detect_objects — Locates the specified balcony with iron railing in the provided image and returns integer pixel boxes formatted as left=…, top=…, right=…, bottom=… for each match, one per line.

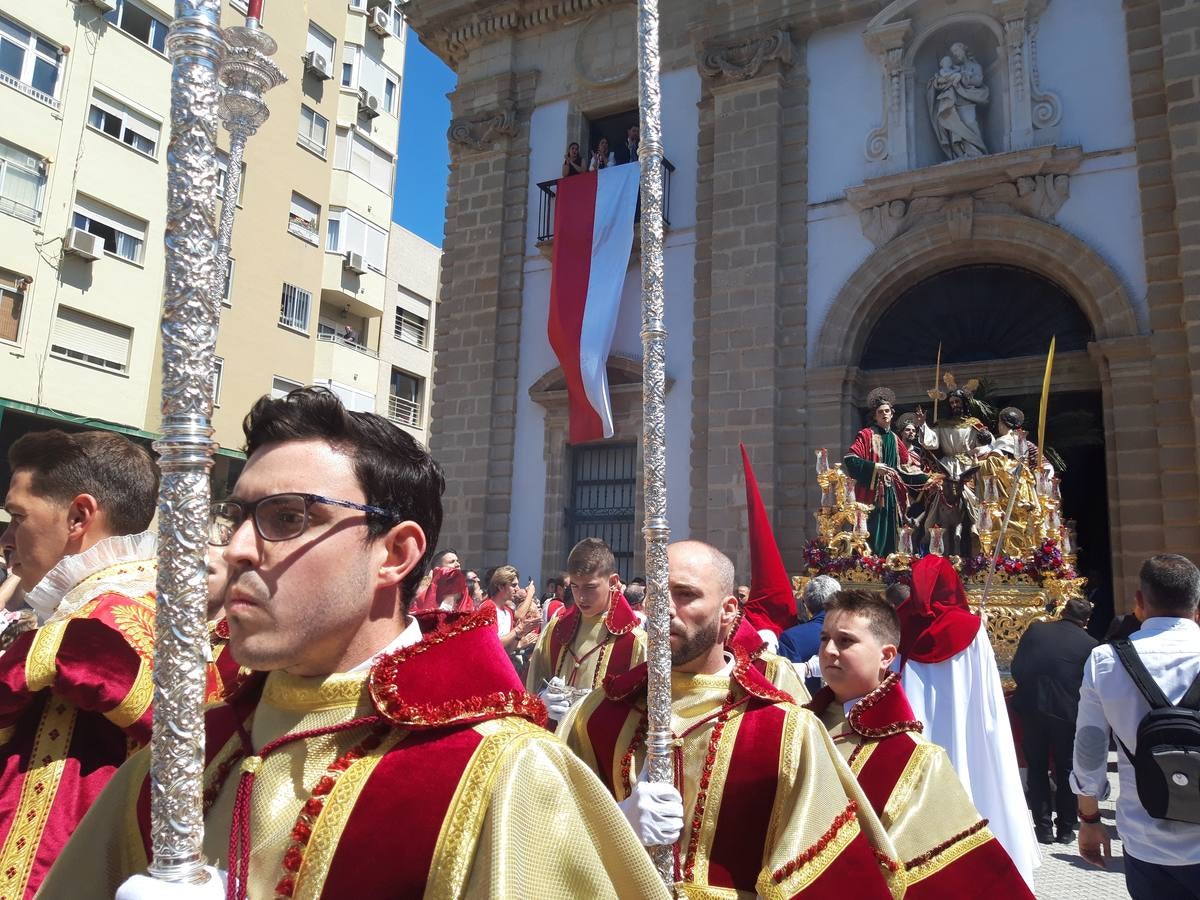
left=388, top=394, right=421, bottom=429
left=536, top=158, right=674, bottom=256
left=314, top=331, right=380, bottom=389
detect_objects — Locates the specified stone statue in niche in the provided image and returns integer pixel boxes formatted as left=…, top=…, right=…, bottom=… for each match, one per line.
left=926, top=42, right=990, bottom=160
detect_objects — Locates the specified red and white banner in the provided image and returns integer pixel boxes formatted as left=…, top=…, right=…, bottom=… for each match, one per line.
left=547, top=164, right=641, bottom=444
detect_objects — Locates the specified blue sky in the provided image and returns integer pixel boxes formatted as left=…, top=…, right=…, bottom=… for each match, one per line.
left=392, top=37, right=456, bottom=247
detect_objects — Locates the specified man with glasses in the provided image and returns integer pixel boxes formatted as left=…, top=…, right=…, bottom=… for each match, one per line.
left=43, top=388, right=667, bottom=899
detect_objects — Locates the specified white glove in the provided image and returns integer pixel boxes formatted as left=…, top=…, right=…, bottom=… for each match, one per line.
left=116, top=867, right=227, bottom=900
left=757, top=628, right=779, bottom=654
left=802, top=653, right=821, bottom=681
left=618, top=765, right=683, bottom=847
left=538, top=676, right=572, bottom=721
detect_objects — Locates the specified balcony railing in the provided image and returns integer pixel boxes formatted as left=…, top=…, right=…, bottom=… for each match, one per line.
left=388, top=395, right=421, bottom=428
left=317, top=331, right=379, bottom=358
left=0, top=71, right=60, bottom=111
left=536, top=157, right=674, bottom=244
left=288, top=215, right=320, bottom=245
left=0, top=195, right=41, bottom=225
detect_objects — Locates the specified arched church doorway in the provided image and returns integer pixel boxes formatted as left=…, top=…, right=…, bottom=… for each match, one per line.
left=858, top=264, right=1115, bottom=634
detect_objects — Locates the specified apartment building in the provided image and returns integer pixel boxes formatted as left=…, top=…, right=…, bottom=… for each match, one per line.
left=0, top=0, right=410, bottom=488
left=380, top=223, right=438, bottom=446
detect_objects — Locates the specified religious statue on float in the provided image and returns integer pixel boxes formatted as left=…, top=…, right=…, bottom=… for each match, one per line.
left=974, top=406, right=1055, bottom=557
left=913, top=374, right=993, bottom=556
left=842, top=387, right=928, bottom=557
left=927, top=41, right=990, bottom=160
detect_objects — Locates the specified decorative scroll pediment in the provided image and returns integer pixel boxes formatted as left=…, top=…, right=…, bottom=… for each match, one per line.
left=698, top=27, right=793, bottom=82
left=447, top=99, right=518, bottom=152
left=846, top=144, right=1082, bottom=247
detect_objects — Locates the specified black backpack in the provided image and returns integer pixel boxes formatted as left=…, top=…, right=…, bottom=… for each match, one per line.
left=1112, top=638, right=1200, bottom=824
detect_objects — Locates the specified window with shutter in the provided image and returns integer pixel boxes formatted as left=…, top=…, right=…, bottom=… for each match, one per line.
left=50, top=307, right=132, bottom=373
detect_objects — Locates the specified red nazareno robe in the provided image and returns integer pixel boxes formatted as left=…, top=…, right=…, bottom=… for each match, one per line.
left=39, top=608, right=669, bottom=900
left=559, top=647, right=901, bottom=899
left=807, top=673, right=1034, bottom=899
left=0, top=589, right=158, bottom=900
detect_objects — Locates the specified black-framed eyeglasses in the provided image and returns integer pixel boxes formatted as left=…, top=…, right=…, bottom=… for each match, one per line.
left=208, top=492, right=399, bottom=546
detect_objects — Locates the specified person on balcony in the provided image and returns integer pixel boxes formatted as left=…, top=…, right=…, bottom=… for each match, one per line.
left=562, top=141, right=586, bottom=178
left=589, top=136, right=615, bottom=170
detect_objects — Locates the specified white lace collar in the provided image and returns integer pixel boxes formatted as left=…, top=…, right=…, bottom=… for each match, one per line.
left=25, top=531, right=157, bottom=624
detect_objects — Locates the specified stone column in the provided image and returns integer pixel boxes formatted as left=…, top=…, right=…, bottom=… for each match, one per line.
left=692, top=27, right=794, bottom=576
left=1152, top=0, right=1200, bottom=554
left=1090, top=336, right=1158, bottom=607
left=1118, top=1, right=1200, bottom=556
left=430, top=70, right=538, bottom=568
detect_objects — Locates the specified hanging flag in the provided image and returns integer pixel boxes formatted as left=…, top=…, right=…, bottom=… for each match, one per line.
left=547, top=164, right=641, bottom=443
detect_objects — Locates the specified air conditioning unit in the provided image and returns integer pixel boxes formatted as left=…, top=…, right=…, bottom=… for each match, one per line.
left=358, top=89, right=381, bottom=118
left=64, top=227, right=103, bottom=262
left=84, top=0, right=117, bottom=13
left=343, top=251, right=367, bottom=275
left=303, top=50, right=331, bottom=80
left=368, top=7, right=390, bottom=36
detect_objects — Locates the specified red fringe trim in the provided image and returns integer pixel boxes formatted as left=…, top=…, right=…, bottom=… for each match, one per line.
left=905, top=818, right=989, bottom=871
left=371, top=686, right=548, bottom=730
left=771, top=800, right=858, bottom=884
left=847, top=672, right=924, bottom=739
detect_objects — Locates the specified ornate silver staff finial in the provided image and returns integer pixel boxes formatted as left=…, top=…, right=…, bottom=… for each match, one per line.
left=149, top=0, right=280, bottom=885
left=214, top=3, right=285, bottom=277
left=635, top=0, right=673, bottom=887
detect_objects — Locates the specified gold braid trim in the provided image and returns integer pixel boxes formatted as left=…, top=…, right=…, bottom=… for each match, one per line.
left=105, top=658, right=154, bottom=731
left=0, top=725, right=14, bottom=746
left=25, top=620, right=69, bottom=692
left=425, top=720, right=544, bottom=899
left=292, top=729, right=407, bottom=900
left=904, top=819, right=993, bottom=883
left=0, top=699, right=78, bottom=898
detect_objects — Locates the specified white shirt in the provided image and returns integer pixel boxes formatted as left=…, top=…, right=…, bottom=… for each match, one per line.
left=1070, top=616, right=1200, bottom=865
left=495, top=605, right=513, bottom=637
left=348, top=615, right=423, bottom=673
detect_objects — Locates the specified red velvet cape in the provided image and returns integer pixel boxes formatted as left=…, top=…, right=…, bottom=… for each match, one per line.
left=131, top=608, right=545, bottom=899
left=806, top=675, right=1032, bottom=900
left=591, top=652, right=890, bottom=898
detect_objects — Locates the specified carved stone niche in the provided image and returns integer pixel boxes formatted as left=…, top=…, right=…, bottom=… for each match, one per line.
left=846, top=143, right=1082, bottom=247
left=863, top=0, right=1061, bottom=176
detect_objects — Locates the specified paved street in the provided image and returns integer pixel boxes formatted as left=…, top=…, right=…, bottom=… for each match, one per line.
left=1033, top=754, right=1127, bottom=900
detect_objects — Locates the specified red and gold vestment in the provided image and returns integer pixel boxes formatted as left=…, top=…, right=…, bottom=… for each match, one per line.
left=0, top=548, right=157, bottom=900
left=559, top=649, right=899, bottom=899
left=728, top=614, right=811, bottom=703
left=524, top=591, right=645, bottom=693
left=807, top=673, right=1033, bottom=899
left=40, top=608, right=669, bottom=900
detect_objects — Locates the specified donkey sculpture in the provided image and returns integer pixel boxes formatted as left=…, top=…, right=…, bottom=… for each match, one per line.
left=912, top=457, right=980, bottom=558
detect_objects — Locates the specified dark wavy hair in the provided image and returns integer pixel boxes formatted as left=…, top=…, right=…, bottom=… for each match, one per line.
left=242, top=387, right=444, bottom=602
left=8, top=429, right=157, bottom=534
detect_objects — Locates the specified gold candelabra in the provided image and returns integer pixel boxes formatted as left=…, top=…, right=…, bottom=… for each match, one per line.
left=815, top=450, right=873, bottom=557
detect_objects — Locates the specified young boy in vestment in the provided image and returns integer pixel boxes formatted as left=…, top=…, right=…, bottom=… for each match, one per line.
left=806, top=590, right=1033, bottom=899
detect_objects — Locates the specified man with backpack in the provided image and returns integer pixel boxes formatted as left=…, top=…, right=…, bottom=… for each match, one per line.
left=1071, top=554, right=1200, bottom=898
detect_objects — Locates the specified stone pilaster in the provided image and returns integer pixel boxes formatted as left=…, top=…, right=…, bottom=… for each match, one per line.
left=1090, top=336, right=1157, bottom=606
left=693, top=27, right=793, bottom=577
left=1152, top=0, right=1200, bottom=555
left=430, top=68, right=538, bottom=568
left=1118, top=0, right=1195, bottom=556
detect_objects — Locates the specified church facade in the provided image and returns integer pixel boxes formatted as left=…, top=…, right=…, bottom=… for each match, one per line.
left=407, top=0, right=1200, bottom=614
